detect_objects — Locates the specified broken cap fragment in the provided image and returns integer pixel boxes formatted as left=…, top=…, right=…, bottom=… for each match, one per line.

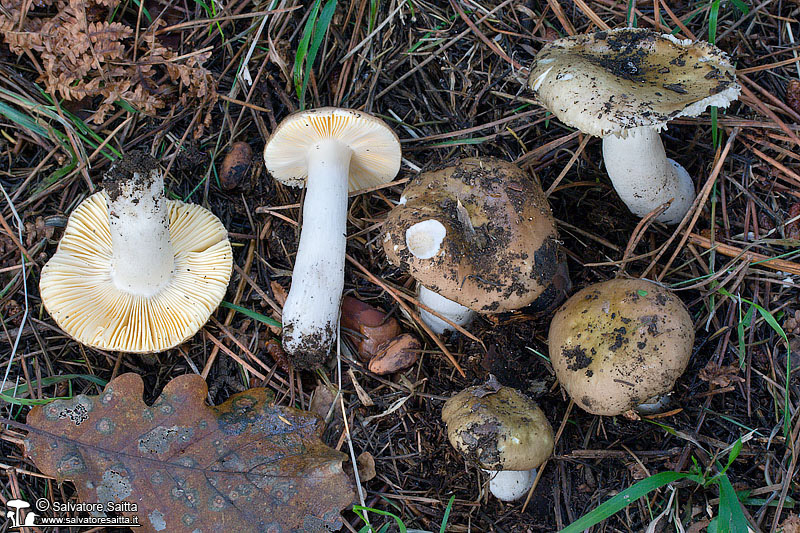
left=263, top=108, right=401, bottom=368
left=442, top=379, right=554, bottom=501
left=548, top=278, right=694, bottom=416
left=528, top=28, right=740, bottom=224
left=383, top=157, right=559, bottom=334
left=39, top=153, right=233, bottom=353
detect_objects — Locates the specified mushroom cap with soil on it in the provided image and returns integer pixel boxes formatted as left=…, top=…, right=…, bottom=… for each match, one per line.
left=263, top=108, right=401, bottom=368
left=382, top=157, right=560, bottom=334
left=39, top=153, right=233, bottom=353
left=548, top=278, right=694, bottom=416
left=442, top=380, right=554, bottom=501
left=528, top=28, right=740, bottom=224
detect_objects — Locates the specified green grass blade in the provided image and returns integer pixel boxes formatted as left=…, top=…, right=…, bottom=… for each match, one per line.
left=0, top=374, right=107, bottom=406
left=299, top=0, right=337, bottom=106
left=352, top=505, right=407, bottom=533
left=708, top=0, right=721, bottom=43
left=559, top=471, right=691, bottom=533
left=294, top=0, right=324, bottom=103
left=712, top=471, right=751, bottom=533
left=219, top=301, right=282, bottom=328
left=440, top=495, right=455, bottom=533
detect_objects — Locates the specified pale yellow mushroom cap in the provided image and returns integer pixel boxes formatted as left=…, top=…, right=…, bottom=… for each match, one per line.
left=442, top=381, right=554, bottom=471
left=39, top=193, right=233, bottom=353
left=263, top=107, right=401, bottom=191
left=548, top=279, right=694, bottom=415
left=528, top=28, right=740, bottom=137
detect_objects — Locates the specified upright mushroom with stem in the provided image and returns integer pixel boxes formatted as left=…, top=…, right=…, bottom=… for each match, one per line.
left=39, top=152, right=233, bottom=353
left=383, top=157, right=563, bottom=334
left=528, top=28, right=740, bottom=224
left=263, top=108, right=401, bottom=368
left=442, top=378, right=554, bottom=501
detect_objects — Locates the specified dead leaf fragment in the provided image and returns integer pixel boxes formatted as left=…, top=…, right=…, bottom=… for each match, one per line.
left=341, top=296, right=401, bottom=361
left=788, top=80, right=800, bottom=116
left=368, top=334, right=421, bottom=375
left=356, top=452, right=376, bottom=482
left=781, top=513, right=800, bottom=533
left=698, top=362, right=744, bottom=388
left=220, top=142, right=253, bottom=191
left=25, top=373, right=354, bottom=533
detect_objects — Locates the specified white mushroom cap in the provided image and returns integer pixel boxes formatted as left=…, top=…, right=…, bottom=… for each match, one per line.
left=263, top=107, right=401, bottom=190
left=528, top=28, right=740, bottom=137
left=40, top=192, right=233, bottom=353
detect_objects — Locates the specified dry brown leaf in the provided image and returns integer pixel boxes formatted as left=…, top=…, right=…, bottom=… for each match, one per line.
left=340, top=296, right=401, bottom=361
left=698, top=362, right=744, bottom=388
left=788, top=80, right=800, bottom=117
left=25, top=373, right=354, bottom=532
left=781, top=513, right=800, bottom=533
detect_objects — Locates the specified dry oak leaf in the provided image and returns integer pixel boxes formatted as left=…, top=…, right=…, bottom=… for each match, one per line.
left=24, top=373, right=355, bottom=532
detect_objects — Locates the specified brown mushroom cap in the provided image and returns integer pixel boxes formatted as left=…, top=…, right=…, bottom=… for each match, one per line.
left=442, top=382, right=554, bottom=471
left=382, top=157, right=559, bottom=313
left=528, top=28, right=740, bottom=137
left=548, top=279, right=694, bottom=415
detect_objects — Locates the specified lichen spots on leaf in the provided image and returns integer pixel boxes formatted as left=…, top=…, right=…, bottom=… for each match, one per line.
left=24, top=373, right=354, bottom=533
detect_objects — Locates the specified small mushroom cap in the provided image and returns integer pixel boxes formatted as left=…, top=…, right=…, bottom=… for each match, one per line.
left=263, top=107, right=401, bottom=190
left=383, top=157, right=559, bottom=313
left=442, top=381, right=554, bottom=471
left=40, top=193, right=233, bottom=353
left=528, top=28, right=740, bottom=137
left=548, top=279, right=694, bottom=415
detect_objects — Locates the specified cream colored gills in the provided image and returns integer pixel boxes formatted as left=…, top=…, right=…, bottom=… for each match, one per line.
left=39, top=153, right=233, bottom=353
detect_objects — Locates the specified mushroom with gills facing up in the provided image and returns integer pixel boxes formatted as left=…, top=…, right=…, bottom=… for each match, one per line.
left=263, top=108, right=401, bottom=368
left=548, top=278, right=695, bottom=416
left=39, top=152, right=233, bottom=353
left=383, top=157, right=563, bottom=334
left=528, top=28, right=740, bottom=224
left=442, top=378, right=554, bottom=501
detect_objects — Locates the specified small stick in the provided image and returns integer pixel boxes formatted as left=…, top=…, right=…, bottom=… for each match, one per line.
left=686, top=234, right=800, bottom=276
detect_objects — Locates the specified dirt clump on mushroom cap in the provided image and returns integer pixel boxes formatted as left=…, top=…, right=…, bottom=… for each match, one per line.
left=548, top=278, right=694, bottom=415
left=383, top=157, right=559, bottom=313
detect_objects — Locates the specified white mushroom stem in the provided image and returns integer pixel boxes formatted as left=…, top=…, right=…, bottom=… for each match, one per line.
left=281, top=139, right=352, bottom=357
left=483, top=469, right=536, bottom=502
left=109, top=169, right=174, bottom=297
left=635, top=393, right=672, bottom=415
left=404, top=219, right=475, bottom=334
left=418, top=285, right=475, bottom=335
left=602, top=126, right=696, bottom=225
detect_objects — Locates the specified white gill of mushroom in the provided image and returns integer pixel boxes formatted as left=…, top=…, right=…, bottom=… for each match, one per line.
left=109, top=168, right=175, bottom=297
left=602, top=126, right=696, bottom=225
left=405, top=219, right=476, bottom=334
left=281, top=139, right=352, bottom=355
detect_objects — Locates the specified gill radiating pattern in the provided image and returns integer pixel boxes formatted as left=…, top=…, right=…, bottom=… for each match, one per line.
left=39, top=192, right=233, bottom=353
